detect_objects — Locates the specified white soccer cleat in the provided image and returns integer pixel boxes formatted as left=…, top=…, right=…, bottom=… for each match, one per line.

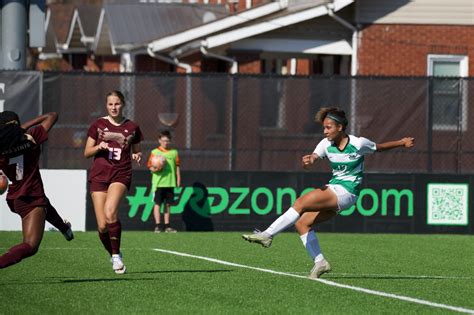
left=242, top=230, right=273, bottom=248
left=309, top=258, right=331, bottom=279
left=62, top=220, right=74, bottom=241
left=112, top=254, right=126, bottom=274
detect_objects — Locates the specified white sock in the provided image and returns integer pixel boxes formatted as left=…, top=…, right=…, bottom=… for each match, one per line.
left=300, top=230, right=324, bottom=262
left=263, top=207, right=300, bottom=237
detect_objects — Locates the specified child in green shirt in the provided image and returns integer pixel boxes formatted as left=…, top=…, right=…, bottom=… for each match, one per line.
left=147, top=130, right=181, bottom=233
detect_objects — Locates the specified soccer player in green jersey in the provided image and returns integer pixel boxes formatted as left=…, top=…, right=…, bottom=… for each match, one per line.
left=243, top=107, right=414, bottom=278
left=147, top=130, right=181, bottom=233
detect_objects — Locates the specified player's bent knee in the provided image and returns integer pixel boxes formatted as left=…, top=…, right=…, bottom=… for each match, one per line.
left=22, top=243, right=39, bottom=258
left=292, top=199, right=307, bottom=213
left=294, top=220, right=311, bottom=234
left=104, top=210, right=118, bottom=223
left=105, top=217, right=117, bottom=225
left=29, top=246, right=39, bottom=257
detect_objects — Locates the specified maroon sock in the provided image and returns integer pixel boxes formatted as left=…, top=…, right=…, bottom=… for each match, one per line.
left=0, top=243, right=34, bottom=269
left=107, top=221, right=122, bottom=255
left=45, top=204, right=68, bottom=233
left=98, top=231, right=113, bottom=256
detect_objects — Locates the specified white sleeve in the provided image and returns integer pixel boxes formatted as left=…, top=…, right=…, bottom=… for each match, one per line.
left=358, top=137, right=377, bottom=155
left=313, top=139, right=327, bottom=159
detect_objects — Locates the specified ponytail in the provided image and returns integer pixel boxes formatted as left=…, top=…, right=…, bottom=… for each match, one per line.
left=0, top=111, right=33, bottom=157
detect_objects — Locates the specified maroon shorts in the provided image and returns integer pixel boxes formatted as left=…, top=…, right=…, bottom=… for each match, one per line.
left=89, top=178, right=131, bottom=192
left=7, top=196, right=49, bottom=218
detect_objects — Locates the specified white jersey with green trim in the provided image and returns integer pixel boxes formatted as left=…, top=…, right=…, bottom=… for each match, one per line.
left=313, top=135, right=376, bottom=195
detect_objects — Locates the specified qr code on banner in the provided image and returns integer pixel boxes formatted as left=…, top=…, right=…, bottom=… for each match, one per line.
left=427, top=183, right=469, bottom=225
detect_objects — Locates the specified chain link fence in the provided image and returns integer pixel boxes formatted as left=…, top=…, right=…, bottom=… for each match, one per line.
left=41, top=72, right=473, bottom=174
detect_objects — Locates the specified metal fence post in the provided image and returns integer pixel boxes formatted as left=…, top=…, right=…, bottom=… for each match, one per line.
left=456, top=79, right=463, bottom=174
left=427, top=77, right=433, bottom=173
left=230, top=75, right=237, bottom=171
left=185, top=74, right=192, bottom=150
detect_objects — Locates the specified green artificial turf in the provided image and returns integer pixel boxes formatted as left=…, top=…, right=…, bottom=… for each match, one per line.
left=0, top=231, right=472, bottom=314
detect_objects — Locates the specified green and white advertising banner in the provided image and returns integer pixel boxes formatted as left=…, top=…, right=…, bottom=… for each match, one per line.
left=85, top=171, right=473, bottom=234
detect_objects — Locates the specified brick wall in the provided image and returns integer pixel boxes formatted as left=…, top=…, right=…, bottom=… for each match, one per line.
left=296, top=59, right=311, bottom=76
left=233, top=53, right=261, bottom=74
left=358, top=24, right=474, bottom=76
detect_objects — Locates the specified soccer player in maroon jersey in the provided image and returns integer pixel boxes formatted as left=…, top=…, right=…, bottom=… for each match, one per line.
left=84, top=90, right=143, bottom=274
left=0, top=111, right=73, bottom=269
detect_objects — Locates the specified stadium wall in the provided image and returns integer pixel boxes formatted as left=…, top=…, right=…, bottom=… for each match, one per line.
left=0, top=170, right=87, bottom=231
left=86, top=171, right=473, bottom=234
left=1, top=170, right=471, bottom=234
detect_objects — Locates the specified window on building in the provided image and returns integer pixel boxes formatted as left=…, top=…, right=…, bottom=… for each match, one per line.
left=201, top=58, right=228, bottom=73
left=427, top=54, right=468, bottom=131
left=64, top=53, right=87, bottom=70
left=310, top=55, right=350, bottom=75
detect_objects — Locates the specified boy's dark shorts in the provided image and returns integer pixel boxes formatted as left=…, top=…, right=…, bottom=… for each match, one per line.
left=154, top=187, right=175, bottom=205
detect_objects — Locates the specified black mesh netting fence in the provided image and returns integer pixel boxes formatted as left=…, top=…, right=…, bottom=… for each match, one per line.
left=41, top=72, right=473, bottom=174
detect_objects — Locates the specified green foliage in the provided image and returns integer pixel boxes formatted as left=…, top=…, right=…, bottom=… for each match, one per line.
left=0, top=232, right=472, bottom=314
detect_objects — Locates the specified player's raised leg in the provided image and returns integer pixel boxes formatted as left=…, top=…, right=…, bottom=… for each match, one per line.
left=242, top=187, right=337, bottom=248
left=0, top=207, right=45, bottom=268
left=45, top=201, right=74, bottom=241
left=243, top=206, right=300, bottom=248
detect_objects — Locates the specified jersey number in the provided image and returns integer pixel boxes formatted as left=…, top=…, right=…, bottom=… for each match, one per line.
left=9, top=155, right=24, bottom=181
left=108, top=148, right=122, bottom=161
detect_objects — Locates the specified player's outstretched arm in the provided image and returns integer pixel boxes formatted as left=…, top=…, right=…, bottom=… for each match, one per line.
left=21, top=112, right=58, bottom=132
left=302, top=153, right=318, bottom=169
left=376, top=137, right=415, bottom=152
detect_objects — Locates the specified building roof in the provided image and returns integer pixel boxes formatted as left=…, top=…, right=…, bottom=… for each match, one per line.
left=77, top=4, right=102, bottom=39
left=147, top=0, right=289, bottom=54
left=41, top=0, right=355, bottom=62
left=106, top=3, right=228, bottom=49
left=41, top=2, right=229, bottom=55
left=47, top=3, right=75, bottom=45
left=158, top=0, right=354, bottom=59
left=202, top=0, right=353, bottom=50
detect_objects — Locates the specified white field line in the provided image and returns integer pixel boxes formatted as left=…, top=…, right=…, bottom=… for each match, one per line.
left=290, top=272, right=473, bottom=280
left=154, top=248, right=474, bottom=315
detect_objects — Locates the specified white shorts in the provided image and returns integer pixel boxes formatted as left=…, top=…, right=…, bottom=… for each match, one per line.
left=326, top=184, right=358, bottom=212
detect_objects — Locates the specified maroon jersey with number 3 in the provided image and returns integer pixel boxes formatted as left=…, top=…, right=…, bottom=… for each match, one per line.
left=87, top=117, right=143, bottom=184
left=0, top=126, right=48, bottom=200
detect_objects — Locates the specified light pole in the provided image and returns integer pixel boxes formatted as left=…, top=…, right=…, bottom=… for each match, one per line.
left=1, top=0, right=27, bottom=69
left=0, top=0, right=45, bottom=70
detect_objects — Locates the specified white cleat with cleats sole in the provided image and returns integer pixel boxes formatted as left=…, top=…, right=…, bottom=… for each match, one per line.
left=112, top=254, right=126, bottom=274
left=242, top=230, right=273, bottom=248
left=309, top=258, right=331, bottom=279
